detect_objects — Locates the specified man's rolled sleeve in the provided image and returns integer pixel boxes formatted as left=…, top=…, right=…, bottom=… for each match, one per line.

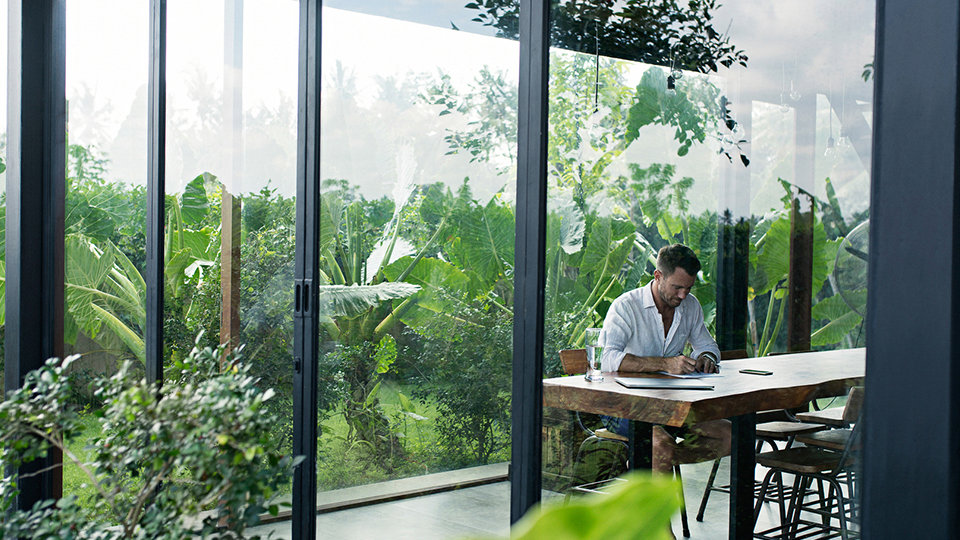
left=599, top=300, right=632, bottom=372
left=688, top=297, right=721, bottom=362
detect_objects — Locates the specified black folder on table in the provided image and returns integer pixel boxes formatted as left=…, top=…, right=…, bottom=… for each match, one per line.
left=614, top=377, right=714, bottom=390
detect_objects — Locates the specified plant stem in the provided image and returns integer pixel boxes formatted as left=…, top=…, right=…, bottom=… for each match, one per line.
left=758, top=290, right=777, bottom=355
left=761, top=294, right=788, bottom=357
left=396, top=216, right=447, bottom=283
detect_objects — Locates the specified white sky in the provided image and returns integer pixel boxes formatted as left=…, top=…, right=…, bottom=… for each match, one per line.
left=1, top=0, right=874, bottom=219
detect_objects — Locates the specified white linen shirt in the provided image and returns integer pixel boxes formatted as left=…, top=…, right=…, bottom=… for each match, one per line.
left=599, top=280, right=720, bottom=372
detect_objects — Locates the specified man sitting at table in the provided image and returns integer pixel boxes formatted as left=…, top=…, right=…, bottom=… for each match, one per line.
left=599, top=243, right=731, bottom=476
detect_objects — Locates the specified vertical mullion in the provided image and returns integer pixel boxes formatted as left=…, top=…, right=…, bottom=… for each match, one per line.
left=863, top=0, right=960, bottom=537
left=5, top=0, right=66, bottom=508
left=146, top=0, right=166, bottom=387
left=511, top=0, right=549, bottom=525
left=292, top=0, right=321, bottom=538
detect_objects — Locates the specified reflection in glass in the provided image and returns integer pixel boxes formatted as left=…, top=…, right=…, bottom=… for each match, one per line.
left=539, top=0, right=874, bottom=535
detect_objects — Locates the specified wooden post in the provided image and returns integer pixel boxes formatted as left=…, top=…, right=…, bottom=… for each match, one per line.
left=788, top=96, right=816, bottom=353
left=220, top=0, right=243, bottom=366
left=220, top=189, right=242, bottom=361
left=787, top=193, right=814, bottom=352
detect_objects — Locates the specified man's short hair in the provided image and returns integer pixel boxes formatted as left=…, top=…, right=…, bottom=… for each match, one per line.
left=656, top=244, right=701, bottom=277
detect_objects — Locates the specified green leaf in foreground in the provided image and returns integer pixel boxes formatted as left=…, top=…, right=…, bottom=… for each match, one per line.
left=469, top=471, right=680, bottom=540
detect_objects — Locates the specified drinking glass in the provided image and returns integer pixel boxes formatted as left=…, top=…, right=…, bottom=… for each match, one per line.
left=584, top=328, right=604, bottom=382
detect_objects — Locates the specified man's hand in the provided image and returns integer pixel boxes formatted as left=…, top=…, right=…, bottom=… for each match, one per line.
left=663, top=355, right=697, bottom=374
left=695, top=354, right=719, bottom=374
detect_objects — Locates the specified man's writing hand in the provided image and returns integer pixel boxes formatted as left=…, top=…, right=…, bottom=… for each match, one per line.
left=695, top=354, right=719, bottom=373
left=663, top=355, right=697, bottom=374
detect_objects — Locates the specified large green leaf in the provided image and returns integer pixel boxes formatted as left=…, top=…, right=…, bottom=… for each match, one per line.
left=507, top=471, right=679, bottom=540
left=811, top=311, right=863, bottom=347
left=165, top=249, right=195, bottom=299
left=753, top=214, right=791, bottom=295
left=319, top=191, right=344, bottom=254
left=811, top=293, right=854, bottom=321
left=90, top=303, right=146, bottom=364
left=383, top=256, right=474, bottom=328
left=65, top=235, right=118, bottom=338
left=457, top=199, right=514, bottom=283
left=66, top=199, right=116, bottom=241
left=66, top=235, right=116, bottom=289
left=383, top=256, right=470, bottom=308
left=316, top=282, right=421, bottom=319
left=580, top=217, right=612, bottom=274
left=180, top=173, right=214, bottom=227
left=753, top=211, right=836, bottom=296
left=111, top=243, right=147, bottom=308
left=551, top=201, right=585, bottom=256
left=182, top=228, right=217, bottom=262
left=610, top=234, right=635, bottom=274
left=419, top=182, right=451, bottom=225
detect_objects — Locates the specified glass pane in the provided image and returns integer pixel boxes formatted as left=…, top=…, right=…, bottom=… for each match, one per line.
left=313, top=4, right=515, bottom=536
left=166, top=0, right=297, bottom=517
left=541, top=0, right=873, bottom=536
left=63, top=0, right=148, bottom=514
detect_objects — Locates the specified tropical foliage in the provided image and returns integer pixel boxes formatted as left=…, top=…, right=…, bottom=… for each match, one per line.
left=0, top=342, right=299, bottom=539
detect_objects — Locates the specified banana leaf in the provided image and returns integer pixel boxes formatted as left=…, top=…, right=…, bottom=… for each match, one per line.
left=65, top=236, right=118, bottom=338
left=319, top=190, right=344, bottom=255
left=382, top=256, right=473, bottom=328
left=316, top=282, right=421, bottom=320
left=180, top=172, right=214, bottom=227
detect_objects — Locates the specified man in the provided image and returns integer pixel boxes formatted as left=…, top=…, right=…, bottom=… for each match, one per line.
left=599, top=243, right=731, bottom=476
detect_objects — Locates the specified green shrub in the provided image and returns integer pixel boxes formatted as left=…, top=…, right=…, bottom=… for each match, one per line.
left=0, top=337, right=301, bottom=539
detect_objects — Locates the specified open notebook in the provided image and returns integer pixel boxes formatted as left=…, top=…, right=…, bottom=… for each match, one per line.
left=615, top=377, right=715, bottom=390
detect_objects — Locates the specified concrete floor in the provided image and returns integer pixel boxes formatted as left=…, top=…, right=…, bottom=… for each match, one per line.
left=250, top=458, right=854, bottom=539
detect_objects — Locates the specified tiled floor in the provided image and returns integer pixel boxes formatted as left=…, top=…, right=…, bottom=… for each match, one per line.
left=250, top=458, right=847, bottom=539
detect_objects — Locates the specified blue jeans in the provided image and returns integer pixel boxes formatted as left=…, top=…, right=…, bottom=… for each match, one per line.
left=600, top=415, right=630, bottom=436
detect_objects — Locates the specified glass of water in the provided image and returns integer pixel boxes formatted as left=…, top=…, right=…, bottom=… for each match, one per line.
left=584, top=328, right=604, bottom=382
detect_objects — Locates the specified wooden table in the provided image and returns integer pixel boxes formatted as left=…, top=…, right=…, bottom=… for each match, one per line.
left=542, top=348, right=865, bottom=540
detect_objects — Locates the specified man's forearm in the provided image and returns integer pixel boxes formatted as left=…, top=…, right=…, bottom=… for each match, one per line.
left=617, top=353, right=670, bottom=373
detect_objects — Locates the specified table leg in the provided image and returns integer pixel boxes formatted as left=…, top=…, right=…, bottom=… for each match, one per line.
left=627, top=420, right=653, bottom=470
left=730, top=412, right=756, bottom=540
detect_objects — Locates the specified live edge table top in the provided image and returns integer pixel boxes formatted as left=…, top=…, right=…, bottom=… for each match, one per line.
left=542, top=348, right=865, bottom=427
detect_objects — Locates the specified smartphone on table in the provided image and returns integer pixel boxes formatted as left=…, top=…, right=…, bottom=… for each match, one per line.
left=739, top=368, right=773, bottom=376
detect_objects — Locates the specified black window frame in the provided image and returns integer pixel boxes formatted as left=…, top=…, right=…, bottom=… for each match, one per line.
left=7, top=1, right=959, bottom=538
